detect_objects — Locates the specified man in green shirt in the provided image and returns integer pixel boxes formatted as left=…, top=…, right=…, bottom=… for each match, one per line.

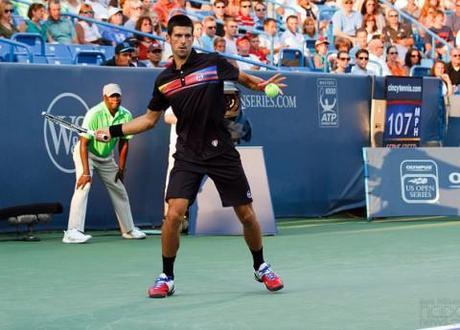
left=63, top=83, right=146, bottom=243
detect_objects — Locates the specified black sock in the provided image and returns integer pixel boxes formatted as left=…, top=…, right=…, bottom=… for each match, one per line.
left=251, top=247, right=265, bottom=271
left=162, top=255, right=176, bottom=280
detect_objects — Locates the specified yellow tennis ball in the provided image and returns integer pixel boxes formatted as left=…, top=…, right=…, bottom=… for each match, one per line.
left=264, top=83, right=280, bottom=98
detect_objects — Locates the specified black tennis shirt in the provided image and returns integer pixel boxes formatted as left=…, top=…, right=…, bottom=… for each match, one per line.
left=148, top=49, right=240, bottom=160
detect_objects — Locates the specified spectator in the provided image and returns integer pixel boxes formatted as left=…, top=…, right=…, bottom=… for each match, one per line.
left=214, top=36, right=226, bottom=53
left=192, top=20, right=203, bottom=49
left=432, top=60, right=454, bottom=96
left=294, top=0, right=319, bottom=23
left=447, top=47, right=460, bottom=86
left=146, top=40, right=164, bottom=67
left=303, top=16, right=318, bottom=41
left=334, top=36, right=353, bottom=52
left=401, top=0, right=421, bottom=20
left=101, top=7, right=131, bottom=46
left=447, top=0, right=460, bottom=36
left=424, top=10, right=454, bottom=59
left=382, top=9, right=414, bottom=55
left=75, top=4, right=104, bottom=45
left=201, top=16, right=217, bottom=51
left=386, top=45, right=406, bottom=76
left=223, top=17, right=238, bottom=55
left=351, top=48, right=375, bottom=74
left=236, top=36, right=260, bottom=70
left=61, top=0, right=81, bottom=15
left=212, top=0, right=227, bottom=37
left=226, top=0, right=240, bottom=17
left=152, top=0, right=178, bottom=29
left=333, top=50, right=350, bottom=73
left=0, top=1, right=19, bottom=39
left=253, top=1, right=267, bottom=31
left=362, top=14, right=380, bottom=41
left=419, top=4, right=436, bottom=34
left=24, top=3, right=48, bottom=42
left=368, top=38, right=391, bottom=75
left=248, top=33, right=267, bottom=62
left=124, top=36, right=147, bottom=66
left=404, top=47, right=422, bottom=75
left=124, top=0, right=143, bottom=29
left=331, top=0, right=362, bottom=44
left=360, top=0, right=385, bottom=31
left=313, top=37, right=330, bottom=71
left=281, top=15, right=305, bottom=52
left=86, top=0, right=109, bottom=20
left=141, top=0, right=152, bottom=16
left=259, top=18, right=282, bottom=62
left=135, top=16, right=157, bottom=60
left=103, top=41, right=135, bottom=66
left=350, top=28, right=368, bottom=59
left=45, top=0, right=77, bottom=44
left=235, top=0, right=255, bottom=29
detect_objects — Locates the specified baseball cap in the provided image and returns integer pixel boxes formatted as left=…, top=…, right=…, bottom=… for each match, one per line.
left=315, top=37, right=329, bottom=47
left=103, top=83, right=122, bottom=97
left=107, top=6, right=122, bottom=18
left=115, top=42, right=135, bottom=54
left=148, top=40, right=163, bottom=52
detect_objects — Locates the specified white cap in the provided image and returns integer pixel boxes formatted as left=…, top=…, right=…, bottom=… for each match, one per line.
left=103, top=83, right=122, bottom=97
left=107, top=6, right=122, bottom=18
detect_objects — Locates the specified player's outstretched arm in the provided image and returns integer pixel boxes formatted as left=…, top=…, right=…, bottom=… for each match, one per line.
left=237, top=71, right=287, bottom=92
left=95, top=109, right=162, bottom=141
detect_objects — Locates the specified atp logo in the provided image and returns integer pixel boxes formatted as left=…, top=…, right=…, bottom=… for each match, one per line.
left=317, top=78, right=339, bottom=128
left=43, top=93, right=89, bottom=173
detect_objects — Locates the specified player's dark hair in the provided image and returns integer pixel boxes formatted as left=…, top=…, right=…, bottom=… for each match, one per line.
left=167, top=15, right=194, bottom=36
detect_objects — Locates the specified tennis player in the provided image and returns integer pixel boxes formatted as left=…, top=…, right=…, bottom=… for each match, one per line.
left=64, top=84, right=146, bottom=243
left=96, top=15, right=286, bottom=298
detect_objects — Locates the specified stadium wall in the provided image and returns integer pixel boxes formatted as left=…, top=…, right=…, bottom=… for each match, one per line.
left=0, top=64, right=442, bottom=231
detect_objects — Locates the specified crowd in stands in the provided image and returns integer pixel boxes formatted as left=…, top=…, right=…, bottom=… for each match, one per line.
left=2, top=0, right=460, bottom=93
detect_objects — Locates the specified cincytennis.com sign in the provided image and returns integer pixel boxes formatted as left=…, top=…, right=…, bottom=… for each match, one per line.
left=240, top=94, right=297, bottom=110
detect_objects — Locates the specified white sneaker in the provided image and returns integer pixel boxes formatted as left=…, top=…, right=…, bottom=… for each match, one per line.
left=122, top=227, right=146, bottom=239
left=62, top=228, right=92, bottom=244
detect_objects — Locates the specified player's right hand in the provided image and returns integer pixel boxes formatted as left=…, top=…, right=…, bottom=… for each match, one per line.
left=77, top=174, right=91, bottom=189
left=95, top=128, right=111, bottom=142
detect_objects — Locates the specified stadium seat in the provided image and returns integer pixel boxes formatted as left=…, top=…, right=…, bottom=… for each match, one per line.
left=279, top=48, right=304, bottom=67
left=95, top=45, right=115, bottom=60
left=68, top=44, right=97, bottom=59
left=73, top=50, right=106, bottom=65
left=11, top=33, right=46, bottom=56
left=410, top=65, right=432, bottom=77
left=306, top=39, right=316, bottom=54
left=45, top=44, right=73, bottom=64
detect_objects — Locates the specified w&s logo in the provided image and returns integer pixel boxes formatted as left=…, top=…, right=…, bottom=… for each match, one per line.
left=43, top=93, right=89, bottom=173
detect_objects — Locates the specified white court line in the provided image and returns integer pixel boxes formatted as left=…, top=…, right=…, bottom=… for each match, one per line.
left=417, top=324, right=460, bottom=330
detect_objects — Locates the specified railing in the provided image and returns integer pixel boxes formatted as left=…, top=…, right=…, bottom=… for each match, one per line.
left=0, top=38, right=34, bottom=63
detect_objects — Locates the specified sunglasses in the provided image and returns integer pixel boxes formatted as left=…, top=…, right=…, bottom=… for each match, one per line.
left=4, top=8, right=13, bottom=13
left=81, top=11, right=94, bottom=14
left=358, top=56, right=369, bottom=60
left=389, top=51, right=398, bottom=55
left=344, top=1, right=353, bottom=4
left=411, top=54, right=420, bottom=57
left=452, top=54, right=460, bottom=57
left=339, top=57, right=350, bottom=61
left=241, top=5, right=251, bottom=8
left=256, top=8, right=266, bottom=11
left=207, top=26, right=217, bottom=29
left=150, top=49, right=162, bottom=53
left=389, top=14, right=398, bottom=17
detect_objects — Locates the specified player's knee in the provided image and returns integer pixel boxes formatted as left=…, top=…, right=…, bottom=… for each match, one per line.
left=165, top=208, right=185, bottom=226
left=235, top=205, right=255, bottom=225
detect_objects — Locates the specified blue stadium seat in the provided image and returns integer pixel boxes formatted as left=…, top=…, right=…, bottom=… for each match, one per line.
left=95, top=45, right=115, bottom=60
left=11, top=33, right=46, bottom=56
left=306, top=39, right=316, bottom=53
left=45, top=44, right=73, bottom=64
left=410, top=65, right=432, bottom=77
left=73, top=50, right=106, bottom=65
left=279, top=48, right=304, bottom=68
left=0, top=42, right=10, bottom=62
left=68, top=44, right=97, bottom=59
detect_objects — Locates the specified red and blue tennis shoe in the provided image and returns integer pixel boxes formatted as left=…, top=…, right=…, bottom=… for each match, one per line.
left=148, top=273, right=175, bottom=298
left=254, top=263, right=284, bottom=292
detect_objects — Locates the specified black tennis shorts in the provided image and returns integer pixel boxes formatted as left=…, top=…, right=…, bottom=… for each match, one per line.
left=166, top=148, right=253, bottom=207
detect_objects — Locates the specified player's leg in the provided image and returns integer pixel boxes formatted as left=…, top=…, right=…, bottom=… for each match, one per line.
left=63, top=144, right=93, bottom=243
left=96, top=157, right=145, bottom=239
left=148, top=160, right=204, bottom=298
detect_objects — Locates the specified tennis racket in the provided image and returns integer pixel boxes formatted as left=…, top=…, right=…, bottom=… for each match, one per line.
left=42, top=112, right=110, bottom=141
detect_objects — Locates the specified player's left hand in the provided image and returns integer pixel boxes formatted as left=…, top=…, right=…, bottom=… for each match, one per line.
left=115, top=168, right=124, bottom=183
left=95, top=128, right=111, bottom=142
left=257, top=73, right=288, bottom=91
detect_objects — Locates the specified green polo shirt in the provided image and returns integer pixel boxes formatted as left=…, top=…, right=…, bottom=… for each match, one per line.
left=82, top=102, right=133, bottom=158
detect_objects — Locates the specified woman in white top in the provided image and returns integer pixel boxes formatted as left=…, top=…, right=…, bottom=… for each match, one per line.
left=75, top=3, right=103, bottom=44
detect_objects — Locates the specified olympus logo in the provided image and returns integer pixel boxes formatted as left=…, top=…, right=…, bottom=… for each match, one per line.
left=43, top=93, right=89, bottom=173
left=240, top=94, right=297, bottom=110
